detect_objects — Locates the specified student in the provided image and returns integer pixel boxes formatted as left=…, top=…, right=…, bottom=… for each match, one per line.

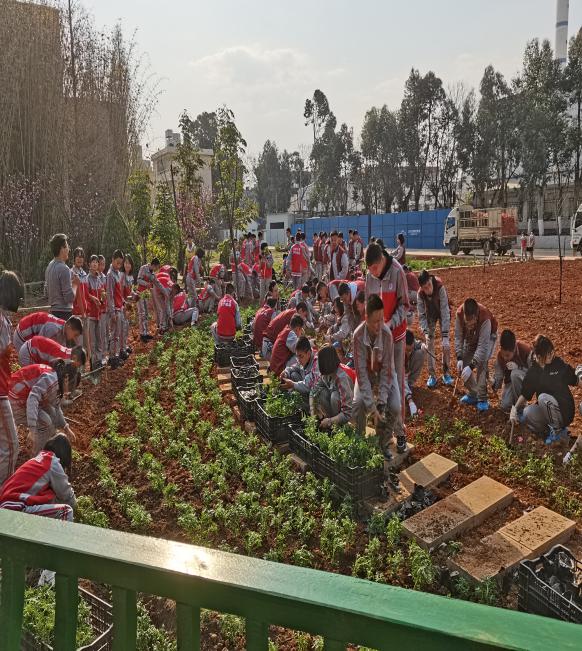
left=285, top=227, right=293, bottom=249
left=510, top=335, right=582, bottom=443
left=0, top=271, right=24, bottom=486
left=520, top=232, right=527, bottom=262
left=186, top=248, right=204, bottom=304
left=487, top=232, right=498, bottom=265
left=315, top=282, right=334, bottom=325
left=455, top=298, right=497, bottom=411
left=209, top=262, right=226, bottom=295
left=97, top=255, right=108, bottom=363
left=120, top=254, right=136, bottom=360
left=327, top=297, right=351, bottom=351
left=172, top=288, right=199, bottom=326
left=0, top=433, right=76, bottom=522
left=253, top=297, right=278, bottom=350
left=309, top=345, right=353, bottom=429
left=237, top=261, right=254, bottom=300
left=45, top=233, right=75, bottom=319
left=269, top=314, right=305, bottom=376
left=328, top=231, right=349, bottom=281
left=391, top=233, right=406, bottom=265
left=156, top=269, right=177, bottom=333
left=266, top=279, right=280, bottom=306
left=527, top=231, right=535, bottom=261
left=18, top=336, right=85, bottom=369
left=9, top=361, right=78, bottom=454
left=402, top=265, right=419, bottom=326
left=262, top=303, right=309, bottom=360
left=299, top=232, right=312, bottom=285
left=337, top=281, right=366, bottom=331
left=404, top=330, right=426, bottom=418
left=13, top=312, right=78, bottom=352
left=86, top=255, right=106, bottom=370
left=136, top=258, right=162, bottom=342
left=289, top=236, right=306, bottom=290
left=105, top=250, right=125, bottom=368
left=70, top=248, right=89, bottom=357
left=312, top=233, right=322, bottom=281
left=417, top=270, right=453, bottom=388
left=352, top=294, right=406, bottom=456
left=351, top=290, right=367, bottom=331
left=365, top=242, right=409, bottom=414
left=211, top=284, right=241, bottom=344
left=256, top=232, right=264, bottom=263
left=280, top=336, right=319, bottom=403
left=492, top=329, right=533, bottom=412
left=184, top=234, right=196, bottom=278
left=258, top=242, right=274, bottom=305
left=198, top=278, right=220, bottom=313
left=348, top=230, right=364, bottom=270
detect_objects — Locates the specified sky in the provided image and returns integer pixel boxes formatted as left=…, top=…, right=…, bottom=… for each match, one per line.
left=85, top=0, right=582, bottom=159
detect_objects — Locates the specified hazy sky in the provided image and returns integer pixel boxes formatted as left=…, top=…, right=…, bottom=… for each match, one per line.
left=85, top=0, right=582, bottom=159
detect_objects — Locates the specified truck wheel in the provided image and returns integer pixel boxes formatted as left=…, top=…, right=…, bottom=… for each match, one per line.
left=462, top=248, right=471, bottom=255
left=449, top=239, right=460, bottom=256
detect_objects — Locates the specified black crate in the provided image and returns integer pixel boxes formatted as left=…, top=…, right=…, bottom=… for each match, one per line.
left=214, top=341, right=253, bottom=367
left=288, top=426, right=317, bottom=468
left=518, top=545, right=582, bottom=624
left=255, top=400, right=302, bottom=444
left=233, top=385, right=260, bottom=421
left=231, top=366, right=263, bottom=390
left=21, top=587, right=113, bottom=651
left=314, top=452, right=383, bottom=500
left=230, top=354, right=258, bottom=369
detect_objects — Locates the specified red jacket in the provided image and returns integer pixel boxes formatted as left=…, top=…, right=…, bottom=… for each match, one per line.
left=21, top=336, right=71, bottom=366
left=253, top=306, right=275, bottom=348
left=173, top=292, right=189, bottom=315
left=217, top=295, right=238, bottom=338
left=14, top=312, right=63, bottom=348
left=8, top=364, right=56, bottom=403
left=264, top=308, right=294, bottom=343
left=210, top=263, right=225, bottom=278
left=290, top=243, right=304, bottom=275
left=156, top=272, right=173, bottom=290
left=71, top=266, right=89, bottom=316
left=270, top=326, right=294, bottom=376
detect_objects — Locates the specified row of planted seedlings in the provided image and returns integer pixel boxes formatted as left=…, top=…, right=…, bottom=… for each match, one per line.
left=71, top=326, right=506, bottom=649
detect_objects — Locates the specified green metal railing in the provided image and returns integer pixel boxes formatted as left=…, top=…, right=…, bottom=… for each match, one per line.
left=0, top=510, right=580, bottom=650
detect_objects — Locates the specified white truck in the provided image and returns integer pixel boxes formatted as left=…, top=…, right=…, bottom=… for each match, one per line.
left=443, top=206, right=518, bottom=255
left=571, top=203, right=582, bottom=255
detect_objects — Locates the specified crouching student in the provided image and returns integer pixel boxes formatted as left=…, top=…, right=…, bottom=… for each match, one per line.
left=309, top=345, right=353, bottom=429
left=18, top=335, right=86, bottom=370
left=352, top=294, right=406, bottom=457
left=173, top=287, right=199, bottom=326
left=198, top=278, right=220, bottom=313
left=9, top=361, right=79, bottom=454
left=510, top=335, right=582, bottom=445
left=280, top=337, right=319, bottom=408
left=493, top=329, right=533, bottom=412
left=0, top=433, right=76, bottom=522
left=269, top=314, right=305, bottom=376
left=404, top=329, right=426, bottom=418
left=326, top=297, right=351, bottom=362
left=261, top=303, right=309, bottom=360
left=211, top=284, right=241, bottom=344
left=253, top=298, right=278, bottom=351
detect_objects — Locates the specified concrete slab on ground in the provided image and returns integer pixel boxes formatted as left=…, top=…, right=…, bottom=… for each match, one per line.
left=219, top=382, right=232, bottom=393
left=449, top=506, right=575, bottom=582
left=384, top=442, right=414, bottom=470
left=398, top=453, right=458, bottom=493
left=403, top=476, right=513, bottom=550
left=359, top=487, right=413, bottom=520
left=217, top=372, right=230, bottom=382
left=497, top=506, right=576, bottom=557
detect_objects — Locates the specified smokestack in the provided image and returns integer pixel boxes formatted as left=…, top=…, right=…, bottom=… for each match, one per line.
left=556, top=0, right=569, bottom=66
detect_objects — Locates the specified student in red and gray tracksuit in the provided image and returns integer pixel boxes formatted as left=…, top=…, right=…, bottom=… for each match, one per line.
left=18, top=336, right=85, bottom=369
left=155, top=270, right=175, bottom=333
left=258, top=242, right=274, bottom=305
left=348, top=231, right=363, bottom=270
left=253, top=298, right=278, bottom=350
left=364, top=242, right=410, bottom=417
left=261, top=304, right=309, bottom=360
left=299, top=233, right=311, bottom=285
left=211, top=284, right=241, bottom=344
left=352, top=294, right=405, bottom=456
left=328, top=231, right=349, bottom=281
left=269, top=314, right=305, bottom=376
left=173, top=290, right=199, bottom=326
left=13, top=312, right=67, bottom=352
left=198, top=279, right=220, bottom=313
left=86, top=255, right=106, bottom=370
left=0, top=433, right=76, bottom=522
left=454, top=298, right=498, bottom=412
left=493, top=329, right=533, bottom=412
left=186, top=249, right=204, bottom=304
left=309, top=345, right=354, bottom=428
left=209, top=263, right=225, bottom=299
left=0, top=271, right=24, bottom=486
left=106, top=250, right=125, bottom=368
left=9, top=362, right=78, bottom=454
left=136, top=258, right=162, bottom=342
left=120, top=254, right=136, bottom=360
left=289, top=238, right=305, bottom=290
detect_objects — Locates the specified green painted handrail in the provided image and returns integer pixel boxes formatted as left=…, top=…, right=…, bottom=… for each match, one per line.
left=0, top=510, right=580, bottom=650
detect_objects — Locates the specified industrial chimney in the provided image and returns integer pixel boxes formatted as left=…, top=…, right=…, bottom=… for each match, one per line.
left=556, top=0, right=569, bottom=66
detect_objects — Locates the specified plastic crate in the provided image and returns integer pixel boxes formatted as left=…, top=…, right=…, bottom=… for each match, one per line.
left=518, top=545, right=582, bottom=623
left=314, top=452, right=383, bottom=500
left=214, top=340, right=253, bottom=367
left=231, top=366, right=263, bottom=390
left=21, top=587, right=113, bottom=651
left=255, top=400, right=302, bottom=444
left=233, top=384, right=260, bottom=422
left=230, top=354, right=258, bottom=369
left=288, top=426, right=318, bottom=468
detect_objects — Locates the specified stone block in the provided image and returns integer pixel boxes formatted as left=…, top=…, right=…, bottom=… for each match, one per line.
left=398, top=453, right=457, bottom=494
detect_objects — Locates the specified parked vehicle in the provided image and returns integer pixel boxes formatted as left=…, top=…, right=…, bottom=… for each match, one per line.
left=571, top=203, right=582, bottom=255
left=443, top=206, right=518, bottom=255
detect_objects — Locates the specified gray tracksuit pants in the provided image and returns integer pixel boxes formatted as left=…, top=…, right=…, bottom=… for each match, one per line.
left=108, top=310, right=123, bottom=357
left=462, top=335, right=496, bottom=402
left=404, top=346, right=426, bottom=401
left=524, top=393, right=564, bottom=434
left=427, top=321, right=451, bottom=376
left=88, top=317, right=103, bottom=368
left=0, top=398, right=18, bottom=486
left=499, top=369, right=526, bottom=411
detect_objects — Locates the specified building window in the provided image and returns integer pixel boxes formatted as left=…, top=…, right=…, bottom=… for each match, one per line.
left=269, top=221, right=285, bottom=230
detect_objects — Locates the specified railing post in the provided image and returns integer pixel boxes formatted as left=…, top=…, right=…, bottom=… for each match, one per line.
left=0, top=557, right=25, bottom=651
left=177, top=603, right=201, bottom=650
left=324, top=640, right=346, bottom=651
left=112, top=587, right=137, bottom=651
left=246, top=618, right=269, bottom=651
left=55, top=574, right=79, bottom=651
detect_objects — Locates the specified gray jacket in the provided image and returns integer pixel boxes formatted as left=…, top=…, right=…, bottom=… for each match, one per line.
left=45, top=260, right=74, bottom=312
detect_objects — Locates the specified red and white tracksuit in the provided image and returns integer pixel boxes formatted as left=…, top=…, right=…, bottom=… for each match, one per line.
left=9, top=364, right=65, bottom=454
left=107, top=267, right=125, bottom=357
left=87, top=272, right=106, bottom=367
left=155, top=272, right=174, bottom=331
left=173, top=291, right=198, bottom=325
left=121, top=273, right=134, bottom=351
left=186, top=256, right=202, bottom=303
left=211, top=295, right=240, bottom=344
left=18, top=336, right=72, bottom=367
left=12, top=312, right=64, bottom=352
left=0, top=450, right=76, bottom=521
left=0, top=311, right=18, bottom=486
left=136, top=265, right=163, bottom=336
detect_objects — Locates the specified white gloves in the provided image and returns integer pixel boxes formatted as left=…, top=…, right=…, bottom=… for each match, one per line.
left=509, top=405, right=519, bottom=425
left=506, top=361, right=518, bottom=371
left=461, top=366, right=472, bottom=382
left=457, top=360, right=464, bottom=375
left=420, top=343, right=428, bottom=353
left=408, top=400, right=418, bottom=418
